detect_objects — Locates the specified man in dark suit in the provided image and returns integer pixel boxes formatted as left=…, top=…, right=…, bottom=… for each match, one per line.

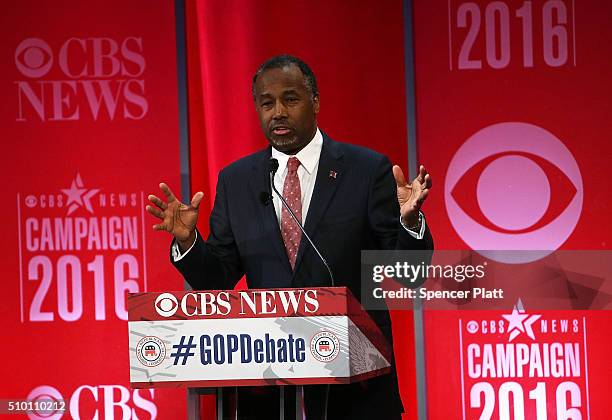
left=147, top=55, right=433, bottom=419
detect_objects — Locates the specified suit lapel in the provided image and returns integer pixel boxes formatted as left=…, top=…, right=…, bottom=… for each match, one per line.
left=247, top=148, right=293, bottom=277
left=293, top=136, right=344, bottom=277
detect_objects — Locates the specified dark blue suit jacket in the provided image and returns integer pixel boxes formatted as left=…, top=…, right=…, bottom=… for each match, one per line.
left=172, top=134, right=433, bottom=419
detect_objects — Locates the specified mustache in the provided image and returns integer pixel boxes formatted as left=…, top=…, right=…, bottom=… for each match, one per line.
left=269, top=121, right=293, bottom=130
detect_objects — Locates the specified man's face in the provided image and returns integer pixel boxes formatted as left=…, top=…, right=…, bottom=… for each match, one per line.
left=254, top=65, right=320, bottom=154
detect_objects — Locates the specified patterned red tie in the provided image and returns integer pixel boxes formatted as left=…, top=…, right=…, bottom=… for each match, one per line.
left=281, top=157, right=302, bottom=269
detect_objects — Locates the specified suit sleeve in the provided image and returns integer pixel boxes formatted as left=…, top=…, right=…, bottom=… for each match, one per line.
left=367, top=154, right=434, bottom=251
left=170, top=170, right=244, bottom=290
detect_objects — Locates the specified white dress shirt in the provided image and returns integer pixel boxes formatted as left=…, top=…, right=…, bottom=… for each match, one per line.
left=271, top=128, right=323, bottom=224
left=172, top=128, right=426, bottom=261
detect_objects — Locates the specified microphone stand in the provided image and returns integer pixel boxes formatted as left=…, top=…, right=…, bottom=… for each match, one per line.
left=268, top=159, right=335, bottom=287
left=269, top=158, right=332, bottom=420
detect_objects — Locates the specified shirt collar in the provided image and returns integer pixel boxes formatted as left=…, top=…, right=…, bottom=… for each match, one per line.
left=271, top=128, right=323, bottom=175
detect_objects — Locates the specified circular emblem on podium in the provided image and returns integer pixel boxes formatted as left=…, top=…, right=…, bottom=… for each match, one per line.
left=310, top=331, right=340, bottom=362
left=136, top=336, right=166, bottom=367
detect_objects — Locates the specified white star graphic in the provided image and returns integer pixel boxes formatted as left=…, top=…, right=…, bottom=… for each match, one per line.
left=502, top=301, right=541, bottom=342
left=61, top=173, right=99, bottom=215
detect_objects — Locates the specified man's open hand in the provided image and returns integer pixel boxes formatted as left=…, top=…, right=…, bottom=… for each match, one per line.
left=146, top=183, right=204, bottom=249
left=392, top=165, right=432, bottom=228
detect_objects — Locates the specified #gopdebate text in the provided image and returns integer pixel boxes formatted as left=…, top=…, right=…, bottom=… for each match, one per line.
left=171, top=333, right=306, bottom=366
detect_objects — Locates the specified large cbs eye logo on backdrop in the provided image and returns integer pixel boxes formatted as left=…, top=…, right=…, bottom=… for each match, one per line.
left=445, top=122, right=583, bottom=263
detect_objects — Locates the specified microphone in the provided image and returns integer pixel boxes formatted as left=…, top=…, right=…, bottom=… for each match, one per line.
left=259, top=191, right=272, bottom=206
left=268, top=158, right=335, bottom=287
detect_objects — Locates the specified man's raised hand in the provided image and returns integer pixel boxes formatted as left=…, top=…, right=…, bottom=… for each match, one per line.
left=146, top=183, right=204, bottom=249
left=392, top=164, right=432, bottom=228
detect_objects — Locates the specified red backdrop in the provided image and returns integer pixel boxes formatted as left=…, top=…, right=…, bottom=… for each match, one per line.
left=1, top=0, right=185, bottom=418
left=413, top=0, right=612, bottom=418
left=184, top=0, right=419, bottom=418
left=4, top=1, right=611, bottom=419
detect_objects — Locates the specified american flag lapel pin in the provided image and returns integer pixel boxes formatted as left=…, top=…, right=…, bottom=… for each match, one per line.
left=329, top=170, right=337, bottom=179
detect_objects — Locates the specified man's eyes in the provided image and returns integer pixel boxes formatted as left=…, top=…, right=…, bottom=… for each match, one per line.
left=260, top=98, right=299, bottom=108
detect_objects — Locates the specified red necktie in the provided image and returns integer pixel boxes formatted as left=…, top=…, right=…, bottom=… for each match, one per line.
left=281, top=157, right=302, bottom=269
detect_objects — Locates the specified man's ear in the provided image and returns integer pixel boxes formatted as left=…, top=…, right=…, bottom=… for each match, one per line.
left=313, top=94, right=320, bottom=114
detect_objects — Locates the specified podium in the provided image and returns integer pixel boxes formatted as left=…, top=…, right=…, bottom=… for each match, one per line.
left=127, top=287, right=392, bottom=419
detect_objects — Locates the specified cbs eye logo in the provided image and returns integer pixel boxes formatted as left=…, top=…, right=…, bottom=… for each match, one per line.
left=154, top=293, right=178, bottom=317
left=445, top=122, right=583, bottom=264
left=15, top=38, right=53, bottom=78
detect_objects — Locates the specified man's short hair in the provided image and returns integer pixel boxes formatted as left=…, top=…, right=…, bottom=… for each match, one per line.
left=252, top=54, right=319, bottom=100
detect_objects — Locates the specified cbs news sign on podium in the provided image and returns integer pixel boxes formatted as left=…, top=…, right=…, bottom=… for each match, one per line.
left=128, top=287, right=391, bottom=388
